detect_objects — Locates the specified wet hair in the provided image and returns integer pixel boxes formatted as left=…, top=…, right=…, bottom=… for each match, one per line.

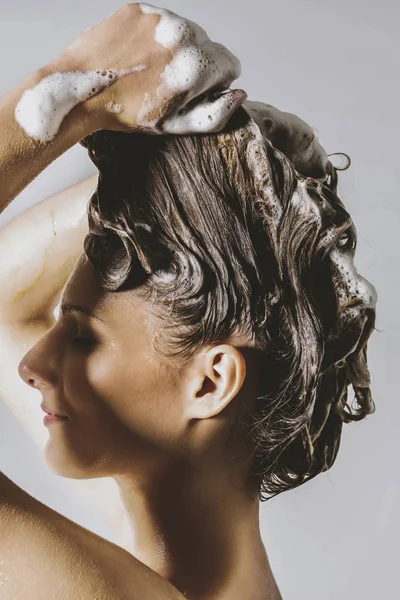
left=80, top=108, right=377, bottom=500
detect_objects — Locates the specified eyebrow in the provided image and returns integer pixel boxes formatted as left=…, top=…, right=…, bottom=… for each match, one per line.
left=60, top=303, right=105, bottom=324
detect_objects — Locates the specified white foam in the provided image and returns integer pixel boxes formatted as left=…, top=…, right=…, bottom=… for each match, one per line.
left=139, top=3, right=209, bottom=49
left=244, top=118, right=283, bottom=226
left=15, top=65, right=147, bottom=142
left=330, top=247, right=378, bottom=312
left=243, top=100, right=330, bottom=181
left=318, top=223, right=378, bottom=313
left=137, top=3, right=245, bottom=134
left=106, top=102, right=124, bottom=114
left=291, top=178, right=322, bottom=222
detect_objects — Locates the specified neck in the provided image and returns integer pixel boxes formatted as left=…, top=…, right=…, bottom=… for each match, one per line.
left=114, top=461, right=281, bottom=600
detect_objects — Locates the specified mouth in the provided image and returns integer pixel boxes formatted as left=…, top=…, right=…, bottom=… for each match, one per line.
left=40, top=402, right=70, bottom=420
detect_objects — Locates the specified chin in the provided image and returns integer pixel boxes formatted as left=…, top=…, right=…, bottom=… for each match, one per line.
left=43, top=438, right=110, bottom=480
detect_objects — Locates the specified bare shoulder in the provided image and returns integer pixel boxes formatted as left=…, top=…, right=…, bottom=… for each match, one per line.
left=0, top=472, right=185, bottom=600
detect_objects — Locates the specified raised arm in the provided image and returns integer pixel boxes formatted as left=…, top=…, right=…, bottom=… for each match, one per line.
left=0, top=0, right=246, bottom=209
left=0, top=3, right=246, bottom=596
left=0, top=68, right=94, bottom=216
left=0, top=174, right=96, bottom=324
left=0, top=2, right=247, bottom=320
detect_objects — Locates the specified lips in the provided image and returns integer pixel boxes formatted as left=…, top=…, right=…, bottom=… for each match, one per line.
left=40, top=402, right=70, bottom=420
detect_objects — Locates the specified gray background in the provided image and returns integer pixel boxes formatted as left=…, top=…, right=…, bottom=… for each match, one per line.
left=0, top=1, right=398, bottom=598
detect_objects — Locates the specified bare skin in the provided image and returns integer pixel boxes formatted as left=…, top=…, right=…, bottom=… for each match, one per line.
left=0, top=3, right=336, bottom=598
left=0, top=3, right=284, bottom=599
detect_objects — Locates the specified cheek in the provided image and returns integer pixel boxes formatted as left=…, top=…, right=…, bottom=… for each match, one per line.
left=116, top=362, right=185, bottom=443
left=63, top=352, right=107, bottom=416
left=71, top=350, right=185, bottom=445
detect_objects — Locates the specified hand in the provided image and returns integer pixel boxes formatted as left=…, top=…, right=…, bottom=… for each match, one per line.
left=243, top=100, right=337, bottom=184
left=52, top=3, right=247, bottom=135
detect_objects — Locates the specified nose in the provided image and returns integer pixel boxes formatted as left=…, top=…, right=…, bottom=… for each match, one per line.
left=18, top=358, right=40, bottom=389
left=17, top=334, right=57, bottom=391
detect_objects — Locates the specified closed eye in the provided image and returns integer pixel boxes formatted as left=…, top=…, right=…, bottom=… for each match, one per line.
left=70, top=337, right=96, bottom=350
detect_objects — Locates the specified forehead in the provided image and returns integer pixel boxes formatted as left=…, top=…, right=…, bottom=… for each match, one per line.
left=62, top=254, right=107, bottom=308
left=61, top=253, right=145, bottom=328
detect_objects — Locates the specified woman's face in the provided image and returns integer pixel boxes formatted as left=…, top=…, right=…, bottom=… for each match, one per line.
left=18, top=253, right=189, bottom=482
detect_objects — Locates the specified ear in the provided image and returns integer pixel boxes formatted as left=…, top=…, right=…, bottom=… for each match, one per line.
left=186, top=344, right=247, bottom=420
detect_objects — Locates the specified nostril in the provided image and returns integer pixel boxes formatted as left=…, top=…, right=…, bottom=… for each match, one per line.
left=18, top=360, right=35, bottom=385
left=27, top=378, right=41, bottom=390
left=18, top=357, right=54, bottom=390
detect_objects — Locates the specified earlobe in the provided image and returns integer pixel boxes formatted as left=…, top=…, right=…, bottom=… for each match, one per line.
left=188, top=345, right=247, bottom=419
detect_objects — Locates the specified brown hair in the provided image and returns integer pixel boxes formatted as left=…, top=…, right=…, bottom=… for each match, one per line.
left=80, top=108, right=377, bottom=500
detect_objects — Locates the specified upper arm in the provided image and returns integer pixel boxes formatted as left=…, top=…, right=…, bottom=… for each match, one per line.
left=0, top=473, right=185, bottom=600
left=0, top=319, right=128, bottom=539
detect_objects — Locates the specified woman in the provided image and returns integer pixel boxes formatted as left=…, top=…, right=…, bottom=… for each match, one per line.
left=0, top=3, right=377, bottom=600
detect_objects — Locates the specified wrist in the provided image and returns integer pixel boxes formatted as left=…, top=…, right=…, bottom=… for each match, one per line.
left=0, top=64, right=97, bottom=212
left=43, top=55, right=126, bottom=136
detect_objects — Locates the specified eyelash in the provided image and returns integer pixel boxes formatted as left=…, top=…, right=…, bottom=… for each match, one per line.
left=70, top=337, right=96, bottom=350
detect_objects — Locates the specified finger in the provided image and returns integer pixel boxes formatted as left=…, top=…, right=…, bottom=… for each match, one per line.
left=161, top=89, right=247, bottom=134
left=205, top=41, right=242, bottom=89
left=177, top=41, right=242, bottom=109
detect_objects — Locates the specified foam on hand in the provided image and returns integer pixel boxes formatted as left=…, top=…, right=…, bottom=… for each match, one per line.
left=106, top=102, right=125, bottom=114
left=14, top=3, right=244, bottom=140
left=137, top=3, right=245, bottom=134
left=15, top=65, right=147, bottom=142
